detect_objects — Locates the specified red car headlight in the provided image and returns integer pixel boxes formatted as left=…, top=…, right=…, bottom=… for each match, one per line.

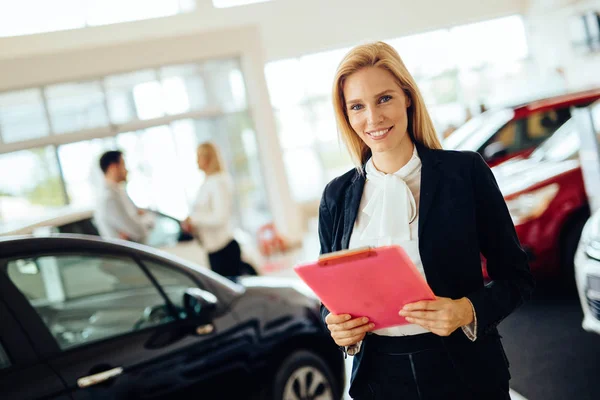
left=506, top=183, right=560, bottom=225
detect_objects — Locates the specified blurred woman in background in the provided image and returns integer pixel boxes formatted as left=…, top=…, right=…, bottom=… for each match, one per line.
left=183, top=142, right=248, bottom=278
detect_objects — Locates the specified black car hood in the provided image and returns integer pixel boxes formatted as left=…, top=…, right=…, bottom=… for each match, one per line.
left=236, top=276, right=320, bottom=309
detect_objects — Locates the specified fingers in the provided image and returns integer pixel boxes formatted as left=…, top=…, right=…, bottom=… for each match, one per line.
left=328, top=316, right=371, bottom=332
left=325, top=313, right=351, bottom=325
left=403, top=300, right=440, bottom=312
left=405, top=317, right=441, bottom=328
left=330, top=321, right=374, bottom=339
left=334, top=332, right=367, bottom=347
left=326, top=314, right=374, bottom=346
left=400, top=310, right=443, bottom=321
left=404, top=317, right=455, bottom=335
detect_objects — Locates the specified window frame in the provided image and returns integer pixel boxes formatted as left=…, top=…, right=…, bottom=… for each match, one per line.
left=570, top=11, right=600, bottom=54
left=139, top=257, right=202, bottom=308
left=0, top=57, right=270, bottom=235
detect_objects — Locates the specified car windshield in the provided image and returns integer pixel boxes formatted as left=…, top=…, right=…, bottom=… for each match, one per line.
left=444, top=109, right=514, bottom=151
left=530, top=119, right=580, bottom=162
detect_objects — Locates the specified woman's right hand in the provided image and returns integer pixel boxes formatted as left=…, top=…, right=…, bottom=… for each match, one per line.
left=325, top=313, right=375, bottom=347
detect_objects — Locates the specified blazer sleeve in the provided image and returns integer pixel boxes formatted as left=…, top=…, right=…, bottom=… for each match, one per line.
left=466, top=152, right=535, bottom=338
left=317, top=186, right=354, bottom=356
left=317, top=185, right=334, bottom=327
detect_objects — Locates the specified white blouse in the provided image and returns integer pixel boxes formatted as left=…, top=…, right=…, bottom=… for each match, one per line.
left=349, top=146, right=429, bottom=337
left=189, top=172, right=235, bottom=253
left=346, top=146, right=477, bottom=355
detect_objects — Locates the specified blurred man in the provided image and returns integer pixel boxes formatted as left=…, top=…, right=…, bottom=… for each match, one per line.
left=94, top=150, right=148, bottom=244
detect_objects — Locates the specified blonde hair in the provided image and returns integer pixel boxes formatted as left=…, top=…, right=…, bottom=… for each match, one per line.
left=332, top=41, right=442, bottom=169
left=197, top=142, right=225, bottom=174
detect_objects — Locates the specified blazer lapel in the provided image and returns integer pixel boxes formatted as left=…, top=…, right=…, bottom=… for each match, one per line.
left=341, top=172, right=366, bottom=250
left=416, top=142, right=441, bottom=240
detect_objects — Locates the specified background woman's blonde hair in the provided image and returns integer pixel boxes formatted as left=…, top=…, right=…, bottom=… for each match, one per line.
left=332, top=41, right=442, bottom=169
left=197, top=141, right=225, bottom=174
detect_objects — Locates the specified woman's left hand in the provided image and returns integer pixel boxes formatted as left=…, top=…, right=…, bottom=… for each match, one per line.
left=181, top=217, right=193, bottom=233
left=399, top=296, right=474, bottom=337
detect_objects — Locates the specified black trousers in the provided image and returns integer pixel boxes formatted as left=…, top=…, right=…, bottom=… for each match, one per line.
left=208, top=239, right=242, bottom=277
left=351, top=333, right=510, bottom=400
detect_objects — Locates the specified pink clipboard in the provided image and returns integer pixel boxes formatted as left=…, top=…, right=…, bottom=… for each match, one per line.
left=293, top=245, right=436, bottom=330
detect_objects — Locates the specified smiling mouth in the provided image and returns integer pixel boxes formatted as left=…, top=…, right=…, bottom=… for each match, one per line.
left=366, top=126, right=393, bottom=139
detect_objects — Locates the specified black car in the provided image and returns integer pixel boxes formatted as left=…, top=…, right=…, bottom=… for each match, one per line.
left=0, top=235, right=344, bottom=399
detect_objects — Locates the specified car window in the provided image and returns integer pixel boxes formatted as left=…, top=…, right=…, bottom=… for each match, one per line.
left=6, top=254, right=175, bottom=350
left=0, top=342, right=10, bottom=370
left=144, top=260, right=200, bottom=308
left=444, top=109, right=513, bottom=150
left=146, top=212, right=182, bottom=248
left=493, top=120, right=517, bottom=149
left=523, top=107, right=571, bottom=144
left=481, top=107, right=572, bottom=155
left=531, top=119, right=579, bottom=162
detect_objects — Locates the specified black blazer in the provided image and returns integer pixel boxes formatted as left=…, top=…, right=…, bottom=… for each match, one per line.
left=318, top=141, right=534, bottom=394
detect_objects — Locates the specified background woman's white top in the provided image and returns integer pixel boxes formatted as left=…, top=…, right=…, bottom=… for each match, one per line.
left=190, top=172, right=235, bottom=253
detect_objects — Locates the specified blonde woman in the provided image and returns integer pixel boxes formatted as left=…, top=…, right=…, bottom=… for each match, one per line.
left=319, top=42, right=534, bottom=399
left=184, top=142, right=246, bottom=278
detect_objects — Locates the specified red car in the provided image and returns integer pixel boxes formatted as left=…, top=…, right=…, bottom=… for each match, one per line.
left=490, top=120, right=586, bottom=279
left=445, top=88, right=600, bottom=167
left=446, top=89, right=600, bottom=280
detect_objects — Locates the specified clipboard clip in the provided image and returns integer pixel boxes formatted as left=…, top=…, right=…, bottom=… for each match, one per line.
left=317, top=246, right=375, bottom=266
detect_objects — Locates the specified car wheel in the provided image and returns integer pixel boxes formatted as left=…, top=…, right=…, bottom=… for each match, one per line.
left=267, top=350, right=340, bottom=400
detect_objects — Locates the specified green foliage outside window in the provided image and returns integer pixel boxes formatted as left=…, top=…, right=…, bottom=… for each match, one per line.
left=27, top=175, right=66, bottom=207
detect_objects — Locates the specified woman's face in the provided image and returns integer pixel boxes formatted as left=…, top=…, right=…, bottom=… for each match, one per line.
left=342, top=67, right=411, bottom=157
left=197, top=150, right=210, bottom=172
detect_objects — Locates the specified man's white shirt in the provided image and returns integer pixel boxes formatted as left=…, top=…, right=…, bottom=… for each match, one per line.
left=94, top=180, right=148, bottom=243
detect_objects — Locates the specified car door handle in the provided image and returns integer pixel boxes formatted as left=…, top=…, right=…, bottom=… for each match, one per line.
left=77, top=367, right=123, bottom=388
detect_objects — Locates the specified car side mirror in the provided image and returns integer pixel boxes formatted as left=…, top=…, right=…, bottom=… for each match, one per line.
left=183, top=288, right=218, bottom=320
